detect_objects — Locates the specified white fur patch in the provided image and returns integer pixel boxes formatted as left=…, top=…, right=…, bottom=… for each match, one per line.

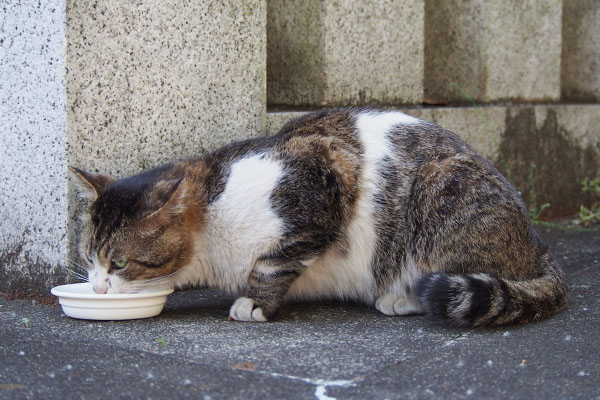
left=175, top=154, right=284, bottom=292
left=287, top=110, right=420, bottom=304
left=393, top=297, right=424, bottom=316
left=375, top=293, right=401, bottom=315
left=229, top=297, right=267, bottom=322
left=89, top=262, right=128, bottom=294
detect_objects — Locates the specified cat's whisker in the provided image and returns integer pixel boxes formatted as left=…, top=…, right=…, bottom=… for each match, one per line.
left=63, top=268, right=88, bottom=279
left=67, top=258, right=88, bottom=269
left=61, top=261, right=90, bottom=282
left=121, top=272, right=179, bottom=292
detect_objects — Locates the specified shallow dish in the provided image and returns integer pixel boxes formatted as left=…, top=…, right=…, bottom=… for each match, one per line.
left=51, top=283, right=174, bottom=320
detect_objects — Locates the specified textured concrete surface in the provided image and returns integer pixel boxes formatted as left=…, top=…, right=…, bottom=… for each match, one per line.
left=425, top=0, right=562, bottom=103
left=0, top=0, right=67, bottom=294
left=268, top=0, right=424, bottom=107
left=267, top=104, right=600, bottom=218
left=424, top=0, right=486, bottom=104
left=1, top=226, right=598, bottom=399
left=561, top=0, right=600, bottom=102
left=267, top=0, right=325, bottom=107
left=67, top=0, right=267, bottom=177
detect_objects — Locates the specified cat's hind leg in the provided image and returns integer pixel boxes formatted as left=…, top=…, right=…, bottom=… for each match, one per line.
left=375, top=292, right=425, bottom=316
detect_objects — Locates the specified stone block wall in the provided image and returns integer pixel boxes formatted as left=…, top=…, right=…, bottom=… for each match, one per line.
left=561, top=0, right=600, bottom=101
left=268, top=0, right=424, bottom=107
left=425, top=0, right=562, bottom=103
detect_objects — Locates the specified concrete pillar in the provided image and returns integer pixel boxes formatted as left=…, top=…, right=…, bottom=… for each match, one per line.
left=67, top=0, right=267, bottom=177
left=268, top=0, right=424, bottom=107
left=0, top=0, right=67, bottom=295
left=425, top=0, right=562, bottom=103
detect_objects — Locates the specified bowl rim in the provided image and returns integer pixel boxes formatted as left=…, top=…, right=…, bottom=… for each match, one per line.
left=51, top=282, right=174, bottom=300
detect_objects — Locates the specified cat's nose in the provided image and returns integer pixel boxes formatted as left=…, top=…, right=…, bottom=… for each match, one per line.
left=93, top=285, right=108, bottom=294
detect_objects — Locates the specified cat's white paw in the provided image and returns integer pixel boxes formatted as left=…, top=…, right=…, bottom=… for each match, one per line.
left=229, top=297, right=267, bottom=322
left=393, top=296, right=424, bottom=316
left=375, top=294, right=400, bottom=315
left=376, top=294, right=424, bottom=316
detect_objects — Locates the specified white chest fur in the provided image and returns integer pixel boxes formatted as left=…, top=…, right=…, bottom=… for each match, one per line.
left=178, top=154, right=285, bottom=292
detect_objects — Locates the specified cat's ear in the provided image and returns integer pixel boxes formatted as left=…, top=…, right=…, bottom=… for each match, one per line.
left=69, top=167, right=115, bottom=201
left=143, top=177, right=189, bottom=221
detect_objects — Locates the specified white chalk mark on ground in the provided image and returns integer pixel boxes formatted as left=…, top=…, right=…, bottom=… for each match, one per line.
left=266, top=372, right=358, bottom=400
left=442, top=333, right=469, bottom=347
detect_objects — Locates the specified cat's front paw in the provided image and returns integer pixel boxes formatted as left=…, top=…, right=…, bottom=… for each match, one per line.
left=229, top=297, right=268, bottom=322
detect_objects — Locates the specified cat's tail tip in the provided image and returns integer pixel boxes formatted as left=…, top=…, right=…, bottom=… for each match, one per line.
left=415, top=270, right=567, bottom=327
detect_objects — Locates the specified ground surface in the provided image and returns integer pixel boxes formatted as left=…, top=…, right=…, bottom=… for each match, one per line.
left=1, top=225, right=599, bottom=400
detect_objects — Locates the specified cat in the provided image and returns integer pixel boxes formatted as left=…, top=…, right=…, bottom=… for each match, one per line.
left=71, top=107, right=567, bottom=327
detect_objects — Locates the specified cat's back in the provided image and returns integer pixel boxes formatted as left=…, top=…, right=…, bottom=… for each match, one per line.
left=275, top=107, right=473, bottom=163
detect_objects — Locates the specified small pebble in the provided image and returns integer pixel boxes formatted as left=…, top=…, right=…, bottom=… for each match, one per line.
left=503, top=331, right=510, bottom=337
left=565, top=335, right=572, bottom=341
left=486, top=360, right=494, bottom=367
left=577, top=371, right=588, bottom=377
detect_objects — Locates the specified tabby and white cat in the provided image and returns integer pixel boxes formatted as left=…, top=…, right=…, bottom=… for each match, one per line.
left=71, top=108, right=567, bottom=327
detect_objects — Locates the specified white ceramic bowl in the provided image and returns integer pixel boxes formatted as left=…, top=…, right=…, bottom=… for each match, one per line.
left=51, top=282, right=174, bottom=320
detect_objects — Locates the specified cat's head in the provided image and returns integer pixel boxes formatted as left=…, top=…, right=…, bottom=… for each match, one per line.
left=70, top=166, right=199, bottom=294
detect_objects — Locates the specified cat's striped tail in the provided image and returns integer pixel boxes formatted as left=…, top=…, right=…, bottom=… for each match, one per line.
left=415, top=261, right=567, bottom=327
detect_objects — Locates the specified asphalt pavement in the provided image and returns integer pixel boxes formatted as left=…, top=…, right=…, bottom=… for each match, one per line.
left=1, top=224, right=599, bottom=399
